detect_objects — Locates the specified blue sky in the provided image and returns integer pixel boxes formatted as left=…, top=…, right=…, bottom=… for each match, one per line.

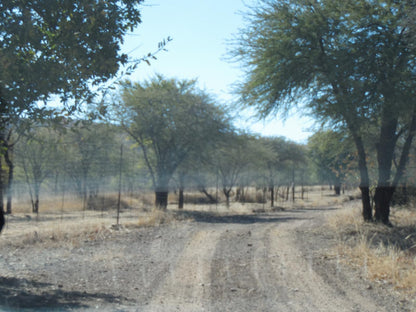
left=121, top=0, right=315, bottom=143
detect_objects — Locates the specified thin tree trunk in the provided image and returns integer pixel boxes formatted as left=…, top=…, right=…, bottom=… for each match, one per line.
left=270, top=185, right=274, bottom=207
left=334, top=179, right=341, bottom=196
left=291, top=182, right=295, bottom=202
left=351, top=129, right=372, bottom=221
left=199, top=187, right=217, bottom=204
left=0, top=156, right=5, bottom=232
left=4, top=146, right=14, bottom=214
left=223, top=188, right=231, bottom=208
left=178, top=172, right=185, bottom=209
left=178, top=187, right=184, bottom=209
left=33, top=183, right=40, bottom=214
left=286, top=185, right=289, bottom=201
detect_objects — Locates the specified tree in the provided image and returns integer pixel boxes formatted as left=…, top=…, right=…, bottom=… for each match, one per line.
left=0, top=0, right=145, bottom=232
left=231, top=0, right=416, bottom=224
left=15, top=127, right=60, bottom=213
left=62, top=122, right=119, bottom=210
left=308, top=130, right=357, bottom=195
left=214, top=133, right=261, bottom=207
left=117, top=76, right=231, bottom=210
left=261, top=137, right=307, bottom=205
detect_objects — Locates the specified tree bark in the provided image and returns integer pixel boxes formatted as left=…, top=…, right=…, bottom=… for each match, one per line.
left=374, top=105, right=398, bottom=225
left=0, top=156, right=4, bottom=233
left=178, top=172, right=185, bottom=209
left=223, top=188, right=231, bottom=208
left=178, top=187, right=184, bottom=209
left=350, top=130, right=372, bottom=221
left=155, top=190, right=168, bottom=210
left=291, top=182, right=295, bottom=202
left=270, top=185, right=274, bottom=207
left=32, top=183, right=40, bottom=214
left=198, top=187, right=217, bottom=204
left=374, top=186, right=394, bottom=225
left=334, top=180, right=341, bottom=196
left=4, top=146, right=14, bottom=214
left=286, top=185, right=289, bottom=201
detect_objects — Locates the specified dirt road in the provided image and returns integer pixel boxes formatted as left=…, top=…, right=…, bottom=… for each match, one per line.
left=0, top=206, right=411, bottom=311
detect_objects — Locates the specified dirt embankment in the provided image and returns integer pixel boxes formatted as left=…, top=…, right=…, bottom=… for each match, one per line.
left=0, top=206, right=413, bottom=311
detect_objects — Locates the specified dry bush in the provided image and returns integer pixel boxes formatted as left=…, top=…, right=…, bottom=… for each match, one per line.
left=3, top=219, right=115, bottom=248
left=2, top=208, right=183, bottom=249
left=330, top=201, right=416, bottom=295
left=183, top=193, right=216, bottom=204
left=134, top=209, right=179, bottom=228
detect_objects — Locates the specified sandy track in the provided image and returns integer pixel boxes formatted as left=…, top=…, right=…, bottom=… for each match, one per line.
left=0, top=206, right=412, bottom=311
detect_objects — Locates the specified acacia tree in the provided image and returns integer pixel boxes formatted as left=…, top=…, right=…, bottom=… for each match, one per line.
left=214, top=133, right=262, bottom=207
left=0, top=0, right=146, bottom=232
left=118, top=76, right=231, bottom=210
left=308, top=130, right=357, bottom=195
left=15, top=128, right=60, bottom=213
left=231, top=0, right=416, bottom=224
left=62, top=122, right=119, bottom=209
left=261, top=137, right=306, bottom=205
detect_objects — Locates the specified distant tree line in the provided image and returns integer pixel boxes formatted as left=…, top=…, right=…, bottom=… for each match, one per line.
left=4, top=82, right=313, bottom=214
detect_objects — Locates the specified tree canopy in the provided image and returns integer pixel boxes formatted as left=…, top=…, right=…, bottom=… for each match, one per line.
left=117, top=76, right=232, bottom=209
left=231, top=0, right=416, bottom=224
left=0, top=0, right=145, bottom=232
left=0, top=0, right=143, bottom=114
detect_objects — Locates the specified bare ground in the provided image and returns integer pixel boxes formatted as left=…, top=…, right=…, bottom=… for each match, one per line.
left=0, top=204, right=413, bottom=311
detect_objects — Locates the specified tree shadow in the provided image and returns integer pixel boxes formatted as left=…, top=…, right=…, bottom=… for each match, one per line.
left=175, top=210, right=305, bottom=224
left=360, top=224, right=416, bottom=255
left=290, top=207, right=339, bottom=212
left=0, top=276, right=128, bottom=311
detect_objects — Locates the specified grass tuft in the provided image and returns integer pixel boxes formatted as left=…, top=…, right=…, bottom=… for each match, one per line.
left=330, top=201, right=416, bottom=296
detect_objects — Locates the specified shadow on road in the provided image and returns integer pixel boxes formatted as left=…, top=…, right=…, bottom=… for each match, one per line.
left=0, top=276, right=127, bottom=311
left=175, top=210, right=307, bottom=224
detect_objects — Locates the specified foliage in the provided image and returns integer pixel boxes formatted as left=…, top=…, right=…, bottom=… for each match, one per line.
left=60, top=122, right=120, bottom=205
left=117, top=76, right=232, bottom=208
left=15, top=127, right=60, bottom=212
left=0, top=0, right=144, bottom=117
left=231, top=0, right=416, bottom=223
left=308, top=130, right=357, bottom=190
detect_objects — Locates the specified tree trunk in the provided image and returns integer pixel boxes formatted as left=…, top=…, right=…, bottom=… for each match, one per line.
left=223, top=188, right=231, bottom=208
left=32, top=183, right=40, bottom=214
left=0, top=200, right=4, bottom=233
left=198, top=187, right=217, bottom=204
left=334, top=179, right=341, bottom=196
left=374, top=106, right=398, bottom=225
left=291, top=182, right=295, bottom=202
left=34, top=198, right=39, bottom=214
left=270, top=185, right=274, bottom=207
left=155, top=191, right=168, bottom=210
left=286, top=185, right=289, bottom=201
left=350, top=129, right=372, bottom=221
left=374, top=186, right=394, bottom=225
left=178, top=187, right=184, bottom=209
left=0, top=156, right=4, bottom=233
left=4, top=146, right=14, bottom=214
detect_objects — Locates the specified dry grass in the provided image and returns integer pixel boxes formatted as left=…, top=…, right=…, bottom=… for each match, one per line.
left=0, top=206, right=180, bottom=249
left=329, top=201, right=416, bottom=296
left=2, top=186, right=351, bottom=249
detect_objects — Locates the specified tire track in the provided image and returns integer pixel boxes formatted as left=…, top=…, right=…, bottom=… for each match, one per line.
left=267, top=224, right=390, bottom=312
left=144, top=227, right=222, bottom=312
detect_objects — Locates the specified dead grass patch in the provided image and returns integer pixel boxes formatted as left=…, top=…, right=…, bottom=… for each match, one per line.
left=0, top=208, right=182, bottom=249
left=329, top=202, right=416, bottom=295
